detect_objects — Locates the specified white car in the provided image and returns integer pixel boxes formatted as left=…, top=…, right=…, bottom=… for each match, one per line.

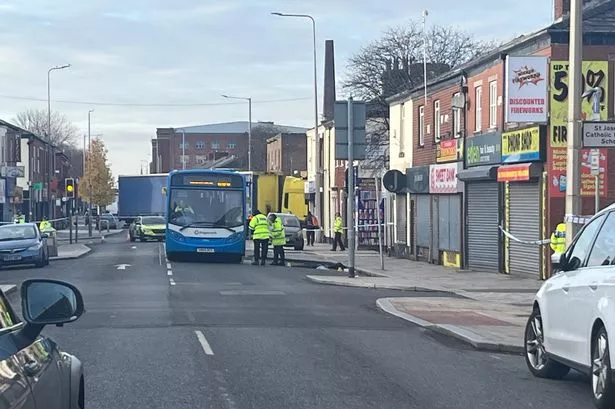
left=525, top=203, right=615, bottom=408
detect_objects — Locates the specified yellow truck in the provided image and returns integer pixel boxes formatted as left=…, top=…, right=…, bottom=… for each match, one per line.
left=240, top=172, right=308, bottom=219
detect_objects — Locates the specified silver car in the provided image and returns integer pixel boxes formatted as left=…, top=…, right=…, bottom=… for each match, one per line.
left=268, top=213, right=305, bottom=250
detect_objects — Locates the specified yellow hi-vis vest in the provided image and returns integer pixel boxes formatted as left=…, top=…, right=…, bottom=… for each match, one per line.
left=249, top=214, right=270, bottom=240
left=271, top=218, right=286, bottom=246
left=39, top=220, right=52, bottom=231
left=334, top=216, right=343, bottom=233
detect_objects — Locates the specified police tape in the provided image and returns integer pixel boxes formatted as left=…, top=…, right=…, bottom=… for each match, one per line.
left=302, top=222, right=395, bottom=233
left=564, top=214, right=593, bottom=225
left=498, top=226, right=551, bottom=246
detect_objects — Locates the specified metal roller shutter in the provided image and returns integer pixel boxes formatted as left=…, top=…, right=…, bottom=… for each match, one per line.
left=509, top=182, right=541, bottom=275
left=395, top=194, right=407, bottom=244
left=416, top=195, right=430, bottom=248
left=467, top=182, right=500, bottom=271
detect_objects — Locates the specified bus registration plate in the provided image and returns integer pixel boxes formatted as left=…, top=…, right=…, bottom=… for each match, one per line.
left=197, top=248, right=215, bottom=253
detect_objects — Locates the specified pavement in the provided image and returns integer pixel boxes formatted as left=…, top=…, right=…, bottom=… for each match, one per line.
left=0, top=234, right=595, bottom=408
left=266, top=243, right=541, bottom=354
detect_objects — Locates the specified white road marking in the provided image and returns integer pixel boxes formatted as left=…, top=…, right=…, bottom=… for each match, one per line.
left=167, top=270, right=173, bottom=276
left=194, top=330, right=214, bottom=355
left=166, top=262, right=172, bottom=269
left=169, top=278, right=176, bottom=286
left=158, top=245, right=162, bottom=265
left=115, top=264, right=131, bottom=270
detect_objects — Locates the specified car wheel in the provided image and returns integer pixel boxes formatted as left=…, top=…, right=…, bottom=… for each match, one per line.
left=592, top=325, right=615, bottom=408
left=524, top=307, right=570, bottom=379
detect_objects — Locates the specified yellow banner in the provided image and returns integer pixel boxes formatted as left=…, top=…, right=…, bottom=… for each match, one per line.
left=502, top=127, right=541, bottom=163
left=550, top=61, right=609, bottom=148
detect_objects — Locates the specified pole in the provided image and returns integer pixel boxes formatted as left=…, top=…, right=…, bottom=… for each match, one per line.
left=310, top=17, right=322, bottom=244
left=595, top=175, right=600, bottom=214
left=375, top=176, right=384, bottom=270
left=68, top=199, right=73, bottom=245
left=565, top=0, right=583, bottom=248
left=248, top=98, right=252, bottom=171
left=87, top=110, right=93, bottom=238
left=347, top=97, right=356, bottom=278
left=47, top=70, right=52, bottom=220
left=422, top=10, right=429, bottom=112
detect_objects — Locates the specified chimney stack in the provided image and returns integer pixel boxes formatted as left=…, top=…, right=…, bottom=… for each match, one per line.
left=323, top=40, right=336, bottom=122
left=554, top=0, right=594, bottom=21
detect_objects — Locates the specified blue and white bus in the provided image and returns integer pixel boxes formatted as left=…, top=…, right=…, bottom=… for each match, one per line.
left=164, top=169, right=247, bottom=262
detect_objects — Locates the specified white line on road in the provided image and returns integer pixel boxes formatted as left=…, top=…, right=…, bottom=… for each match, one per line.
left=169, top=278, right=176, bottom=286
left=166, top=262, right=172, bottom=269
left=194, top=330, right=214, bottom=355
left=167, top=270, right=173, bottom=276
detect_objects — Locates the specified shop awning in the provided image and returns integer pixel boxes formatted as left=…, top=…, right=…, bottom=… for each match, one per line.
left=496, top=162, right=543, bottom=182
left=456, top=165, right=498, bottom=181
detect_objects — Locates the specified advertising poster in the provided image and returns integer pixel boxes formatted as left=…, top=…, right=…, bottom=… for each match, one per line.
left=549, top=148, right=607, bottom=197
left=549, top=61, right=609, bottom=198
left=505, top=56, right=549, bottom=123
left=550, top=61, right=609, bottom=148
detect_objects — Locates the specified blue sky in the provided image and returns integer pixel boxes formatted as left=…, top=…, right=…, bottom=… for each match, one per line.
left=0, top=0, right=552, bottom=177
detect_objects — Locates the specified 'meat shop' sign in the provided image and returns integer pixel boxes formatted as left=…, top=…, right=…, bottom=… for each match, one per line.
left=429, top=162, right=463, bottom=194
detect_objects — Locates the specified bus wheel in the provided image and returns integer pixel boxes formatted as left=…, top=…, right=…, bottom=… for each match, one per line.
left=232, top=255, right=243, bottom=264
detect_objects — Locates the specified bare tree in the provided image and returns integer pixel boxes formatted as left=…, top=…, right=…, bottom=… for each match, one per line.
left=250, top=123, right=287, bottom=171
left=14, top=108, right=78, bottom=147
left=344, top=20, right=497, bottom=167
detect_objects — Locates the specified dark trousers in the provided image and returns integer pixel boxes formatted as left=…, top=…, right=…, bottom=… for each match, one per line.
left=332, top=232, right=345, bottom=251
left=306, top=230, right=315, bottom=246
left=273, top=245, right=285, bottom=264
left=253, top=239, right=268, bottom=264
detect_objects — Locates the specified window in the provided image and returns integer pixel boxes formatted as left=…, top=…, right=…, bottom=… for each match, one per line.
left=587, top=212, right=615, bottom=267
left=211, top=141, right=220, bottom=150
left=195, top=155, right=207, bottom=165
left=566, top=214, right=606, bottom=270
left=178, top=155, right=189, bottom=165
left=489, top=80, right=497, bottom=128
left=475, top=86, right=482, bottom=132
left=195, top=141, right=205, bottom=149
left=452, top=93, right=461, bottom=138
left=433, top=100, right=441, bottom=142
left=418, top=106, right=425, bottom=146
left=179, top=142, right=189, bottom=149
left=400, top=103, right=406, bottom=151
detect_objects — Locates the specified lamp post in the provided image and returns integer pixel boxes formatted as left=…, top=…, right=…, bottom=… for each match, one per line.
left=47, top=64, right=70, bottom=219
left=174, top=128, right=187, bottom=169
left=271, top=12, right=321, bottom=237
left=222, top=94, right=252, bottom=171
left=87, top=109, right=94, bottom=238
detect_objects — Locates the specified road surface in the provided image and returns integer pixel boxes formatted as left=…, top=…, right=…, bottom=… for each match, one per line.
left=0, top=234, right=595, bottom=408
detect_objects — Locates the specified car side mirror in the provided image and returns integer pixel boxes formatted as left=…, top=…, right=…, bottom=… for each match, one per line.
left=21, top=279, right=84, bottom=326
left=40, top=233, right=49, bottom=239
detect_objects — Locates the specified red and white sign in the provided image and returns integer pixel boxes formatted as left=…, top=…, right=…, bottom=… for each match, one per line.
left=505, top=56, right=548, bottom=123
left=429, top=162, right=462, bottom=194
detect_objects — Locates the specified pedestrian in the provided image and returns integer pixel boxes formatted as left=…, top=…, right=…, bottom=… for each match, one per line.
left=269, top=213, right=286, bottom=265
left=13, top=212, right=25, bottom=224
left=550, top=222, right=566, bottom=254
left=249, top=209, right=270, bottom=266
left=331, top=212, right=345, bottom=251
left=305, top=211, right=318, bottom=246
left=39, top=217, right=52, bottom=232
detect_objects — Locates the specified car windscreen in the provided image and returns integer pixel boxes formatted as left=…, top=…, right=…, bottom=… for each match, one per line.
left=0, top=225, right=37, bottom=241
left=141, top=216, right=165, bottom=225
left=280, top=216, right=300, bottom=228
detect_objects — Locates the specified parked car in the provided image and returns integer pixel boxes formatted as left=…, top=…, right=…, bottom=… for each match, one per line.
left=129, top=215, right=166, bottom=242
left=0, top=223, right=49, bottom=268
left=0, top=278, right=85, bottom=408
left=267, top=213, right=304, bottom=250
left=525, top=202, right=615, bottom=408
left=96, top=213, right=119, bottom=230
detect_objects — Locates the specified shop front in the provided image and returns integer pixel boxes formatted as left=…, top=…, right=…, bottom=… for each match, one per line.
left=383, top=169, right=409, bottom=258
left=429, top=161, right=463, bottom=268
left=405, top=166, right=430, bottom=260
left=457, top=132, right=502, bottom=272
left=498, top=126, right=546, bottom=276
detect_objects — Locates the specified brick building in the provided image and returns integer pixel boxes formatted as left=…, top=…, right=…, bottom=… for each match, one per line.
left=151, top=121, right=307, bottom=172
left=386, top=0, right=615, bottom=279
left=266, top=133, right=307, bottom=174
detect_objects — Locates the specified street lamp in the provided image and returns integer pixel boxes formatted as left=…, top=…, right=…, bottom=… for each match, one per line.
left=222, top=94, right=252, bottom=171
left=47, top=63, right=70, bottom=219
left=175, top=128, right=186, bottom=170
left=87, top=109, right=94, bottom=238
left=271, top=12, right=321, bottom=235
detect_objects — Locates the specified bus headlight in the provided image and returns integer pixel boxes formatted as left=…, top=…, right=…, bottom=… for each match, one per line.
left=225, top=232, right=244, bottom=243
left=169, top=230, right=185, bottom=242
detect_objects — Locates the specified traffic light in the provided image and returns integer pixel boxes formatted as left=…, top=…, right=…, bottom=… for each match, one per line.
left=65, top=178, right=75, bottom=198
